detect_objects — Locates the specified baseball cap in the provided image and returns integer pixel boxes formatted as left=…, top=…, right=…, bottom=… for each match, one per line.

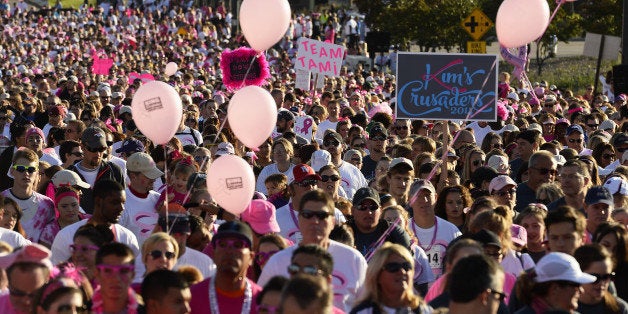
left=352, top=187, right=380, bottom=206
left=534, top=252, right=596, bottom=284
left=0, top=244, right=53, bottom=270
left=212, top=221, right=253, bottom=248
left=81, top=127, right=107, bottom=149
left=368, top=122, right=388, bottom=138
left=502, top=124, right=519, bottom=132
left=544, top=95, right=557, bottom=103
left=488, top=175, right=517, bottom=194
left=26, top=127, right=45, bottom=144
left=310, top=150, right=331, bottom=172
left=409, top=179, right=436, bottom=196
left=511, top=224, right=528, bottom=247
left=292, top=164, right=321, bottom=183
left=323, top=131, right=342, bottom=144
left=112, top=92, right=124, bottom=99
left=115, top=138, right=144, bottom=154
left=613, top=133, right=628, bottom=147
left=119, top=106, right=132, bottom=116
left=215, top=142, right=235, bottom=156
left=487, top=155, right=509, bottom=174
left=48, top=106, right=66, bottom=117
left=528, top=123, right=542, bottom=133
left=470, top=166, right=499, bottom=188
left=605, top=176, right=628, bottom=196
left=565, top=125, right=584, bottom=136
left=240, top=200, right=280, bottom=234
left=158, top=213, right=190, bottom=234
left=600, top=119, right=617, bottom=132
left=388, top=157, right=413, bottom=171
left=507, top=92, right=519, bottom=101
left=584, top=186, right=614, bottom=206
left=469, top=229, right=502, bottom=249
left=277, top=109, right=294, bottom=122
left=51, top=170, right=90, bottom=188
left=127, top=152, right=164, bottom=180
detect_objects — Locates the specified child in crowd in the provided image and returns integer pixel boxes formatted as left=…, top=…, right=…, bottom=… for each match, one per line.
left=265, top=173, right=290, bottom=209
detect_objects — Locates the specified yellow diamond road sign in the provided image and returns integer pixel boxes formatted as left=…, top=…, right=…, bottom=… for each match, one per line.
left=461, top=9, right=493, bottom=41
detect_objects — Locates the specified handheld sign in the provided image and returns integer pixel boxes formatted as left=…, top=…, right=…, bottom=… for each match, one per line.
left=396, top=52, right=498, bottom=121
left=294, top=115, right=314, bottom=144
left=295, top=38, right=345, bottom=77
left=295, top=70, right=311, bottom=90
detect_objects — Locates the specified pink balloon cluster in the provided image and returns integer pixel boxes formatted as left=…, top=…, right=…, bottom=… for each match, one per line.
left=239, top=0, right=291, bottom=52
left=496, top=0, right=550, bottom=48
left=500, top=45, right=527, bottom=81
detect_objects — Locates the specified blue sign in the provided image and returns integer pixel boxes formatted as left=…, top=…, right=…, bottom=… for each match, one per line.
left=396, top=52, right=498, bottom=121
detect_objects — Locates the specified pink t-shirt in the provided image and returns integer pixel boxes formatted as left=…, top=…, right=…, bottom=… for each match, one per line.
left=425, top=271, right=517, bottom=304
left=189, top=277, right=261, bottom=314
left=0, top=294, right=18, bottom=314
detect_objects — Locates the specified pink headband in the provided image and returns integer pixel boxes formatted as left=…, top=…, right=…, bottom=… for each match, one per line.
left=54, top=191, right=80, bottom=218
left=568, top=107, right=583, bottom=115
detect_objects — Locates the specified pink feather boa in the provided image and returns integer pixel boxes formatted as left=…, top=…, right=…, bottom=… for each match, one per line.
left=219, top=47, right=270, bottom=91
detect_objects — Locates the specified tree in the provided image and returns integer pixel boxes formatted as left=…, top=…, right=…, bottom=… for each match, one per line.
left=533, top=2, right=582, bottom=74
left=576, top=0, right=621, bottom=36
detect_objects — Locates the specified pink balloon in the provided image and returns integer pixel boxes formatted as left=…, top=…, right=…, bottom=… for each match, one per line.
left=131, top=81, right=183, bottom=145
left=239, top=0, right=291, bottom=52
left=496, top=0, right=550, bottom=48
left=206, top=155, right=255, bottom=215
left=228, top=86, right=277, bottom=149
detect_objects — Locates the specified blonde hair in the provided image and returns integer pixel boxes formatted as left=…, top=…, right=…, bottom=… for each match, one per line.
left=142, top=232, right=179, bottom=265
left=355, top=243, right=422, bottom=310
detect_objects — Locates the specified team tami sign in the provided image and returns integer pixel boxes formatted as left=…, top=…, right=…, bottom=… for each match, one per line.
left=295, top=38, right=345, bottom=77
left=396, top=52, right=498, bottom=121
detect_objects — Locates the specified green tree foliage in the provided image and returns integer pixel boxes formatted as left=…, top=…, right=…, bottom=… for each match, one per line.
left=576, top=0, right=621, bottom=36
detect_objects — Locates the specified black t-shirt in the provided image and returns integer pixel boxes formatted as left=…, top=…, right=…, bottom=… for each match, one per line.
left=348, top=219, right=412, bottom=257
left=361, top=154, right=378, bottom=181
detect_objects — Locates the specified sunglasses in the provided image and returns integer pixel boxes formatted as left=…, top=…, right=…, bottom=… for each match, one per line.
left=9, top=287, right=37, bottom=299
left=370, top=135, right=386, bottom=141
left=532, top=167, right=558, bottom=176
left=287, top=264, right=323, bottom=276
left=590, top=272, right=615, bottom=284
left=255, top=250, right=279, bottom=266
left=299, top=209, right=331, bottom=220
left=86, top=146, right=107, bottom=153
left=568, top=138, right=583, bottom=144
left=320, top=175, right=340, bottom=182
left=70, top=244, right=99, bottom=253
left=488, top=288, right=507, bottom=303
left=324, top=140, right=340, bottom=147
left=495, top=188, right=516, bottom=197
left=12, top=165, right=37, bottom=173
left=257, top=304, right=279, bottom=314
left=603, top=154, right=615, bottom=160
left=56, top=304, right=89, bottom=314
left=296, top=179, right=317, bottom=187
left=215, top=238, right=250, bottom=250
left=71, top=152, right=84, bottom=158
left=353, top=143, right=366, bottom=148
left=356, top=203, right=378, bottom=212
left=472, top=159, right=485, bottom=166
left=149, top=250, right=176, bottom=260
left=96, top=264, right=134, bottom=277
left=382, top=261, right=412, bottom=273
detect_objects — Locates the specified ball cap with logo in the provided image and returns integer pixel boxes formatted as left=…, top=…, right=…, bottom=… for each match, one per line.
left=292, top=164, right=321, bottom=183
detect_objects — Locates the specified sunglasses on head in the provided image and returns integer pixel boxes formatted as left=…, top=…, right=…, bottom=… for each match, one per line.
left=296, top=179, right=317, bottom=187
left=86, top=146, right=107, bottom=153
left=320, top=174, right=340, bottom=182
left=12, top=165, right=37, bottom=173
left=287, top=264, right=323, bottom=276
left=299, top=209, right=331, bottom=220
left=356, top=202, right=378, bottom=212
left=149, top=250, right=176, bottom=260
left=382, top=261, right=412, bottom=273
left=255, top=250, right=279, bottom=266
left=215, top=238, right=250, bottom=250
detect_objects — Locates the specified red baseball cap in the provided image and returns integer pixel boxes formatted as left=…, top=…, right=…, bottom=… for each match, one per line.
left=292, top=164, right=321, bottom=183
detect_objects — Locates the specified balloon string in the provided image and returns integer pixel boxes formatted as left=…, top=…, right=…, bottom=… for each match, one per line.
left=365, top=216, right=401, bottom=262
left=535, top=0, right=565, bottom=45
left=181, top=157, right=209, bottom=205
left=163, top=146, right=169, bottom=233
left=406, top=57, right=497, bottom=210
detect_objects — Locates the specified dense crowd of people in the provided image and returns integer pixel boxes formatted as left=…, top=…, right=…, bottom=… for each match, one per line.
left=0, top=1, right=627, bottom=314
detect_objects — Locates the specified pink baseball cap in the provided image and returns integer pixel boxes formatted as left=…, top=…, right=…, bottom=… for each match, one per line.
left=511, top=224, right=528, bottom=247
left=240, top=200, right=280, bottom=235
left=0, top=243, right=53, bottom=270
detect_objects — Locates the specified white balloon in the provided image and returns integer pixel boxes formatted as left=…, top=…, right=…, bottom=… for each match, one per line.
left=131, top=81, right=183, bottom=145
left=165, top=62, right=178, bottom=76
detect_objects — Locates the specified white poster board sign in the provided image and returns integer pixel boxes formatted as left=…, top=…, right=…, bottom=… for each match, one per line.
left=295, top=38, right=345, bottom=77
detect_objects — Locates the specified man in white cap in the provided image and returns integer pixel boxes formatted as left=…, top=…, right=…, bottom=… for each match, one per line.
left=584, top=186, right=614, bottom=242
left=119, top=152, right=163, bottom=245
left=408, top=179, right=461, bottom=278
left=322, top=131, right=367, bottom=199
left=604, top=176, right=628, bottom=210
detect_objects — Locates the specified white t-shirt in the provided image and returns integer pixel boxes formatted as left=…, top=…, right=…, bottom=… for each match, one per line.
left=0, top=227, right=31, bottom=249
left=337, top=161, right=368, bottom=199
left=1, top=189, right=54, bottom=243
left=466, top=122, right=492, bottom=146
left=410, top=216, right=462, bottom=278
left=411, top=244, right=435, bottom=285
left=275, top=201, right=346, bottom=244
left=174, top=127, right=202, bottom=146
left=315, top=120, right=338, bottom=140
left=255, top=163, right=295, bottom=195
left=175, top=247, right=216, bottom=279
left=501, top=249, right=535, bottom=277
left=119, top=188, right=161, bottom=246
left=40, top=151, right=62, bottom=166
left=257, top=240, right=367, bottom=312
left=109, top=156, right=127, bottom=186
